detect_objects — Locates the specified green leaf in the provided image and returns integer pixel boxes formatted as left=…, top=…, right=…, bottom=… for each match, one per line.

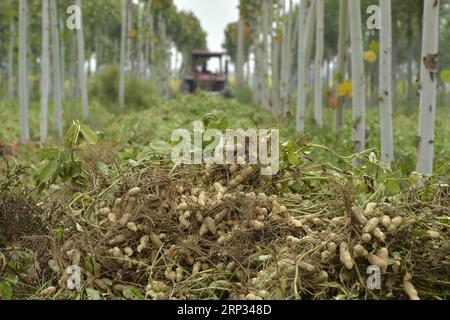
left=0, top=281, right=13, bottom=300
left=39, top=160, right=60, bottom=185
left=97, top=162, right=109, bottom=175
left=369, top=40, right=380, bottom=53
left=333, top=72, right=343, bottom=82
left=385, top=181, right=401, bottom=195
left=123, top=287, right=145, bottom=300
left=37, top=147, right=59, bottom=160
left=55, top=228, right=64, bottom=242
left=6, top=274, right=19, bottom=284
left=79, top=124, right=98, bottom=145
left=86, top=288, right=101, bottom=300
left=440, top=70, right=450, bottom=83
left=287, top=149, right=301, bottom=165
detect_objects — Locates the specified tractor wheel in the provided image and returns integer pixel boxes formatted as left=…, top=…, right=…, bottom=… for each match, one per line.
left=181, top=81, right=191, bottom=93
left=223, top=88, right=234, bottom=99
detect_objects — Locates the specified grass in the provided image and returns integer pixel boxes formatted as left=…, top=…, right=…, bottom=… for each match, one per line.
left=1, top=88, right=448, bottom=177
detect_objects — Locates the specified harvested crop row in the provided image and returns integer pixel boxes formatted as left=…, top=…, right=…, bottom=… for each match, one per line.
left=2, top=162, right=449, bottom=300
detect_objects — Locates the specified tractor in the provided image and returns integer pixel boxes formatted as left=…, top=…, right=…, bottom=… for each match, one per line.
left=181, top=51, right=230, bottom=95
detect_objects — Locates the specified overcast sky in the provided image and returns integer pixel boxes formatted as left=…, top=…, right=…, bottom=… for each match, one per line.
left=173, top=0, right=240, bottom=52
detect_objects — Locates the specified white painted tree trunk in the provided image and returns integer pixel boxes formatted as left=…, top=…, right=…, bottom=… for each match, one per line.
left=59, top=16, right=65, bottom=101
left=246, top=54, right=251, bottom=87
left=138, top=2, right=145, bottom=78
left=236, top=10, right=245, bottom=88
left=119, top=0, right=128, bottom=110
left=261, top=0, right=271, bottom=110
left=416, top=0, right=440, bottom=175
left=379, top=0, right=394, bottom=164
left=50, top=0, right=63, bottom=138
left=304, top=1, right=316, bottom=82
left=296, top=0, right=315, bottom=133
left=280, top=0, right=294, bottom=117
left=289, top=6, right=300, bottom=100
left=334, top=0, right=349, bottom=131
left=157, top=15, right=171, bottom=99
left=271, top=0, right=281, bottom=115
left=7, top=20, right=16, bottom=100
left=148, top=0, right=155, bottom=76
left=314, top=0, right=324, bottom=128
left=143, top=1, right=150, bottom=77
left=19, top=0, right=30, bottom=144
left=348, top=0, right=366, bottom=153
left=69, top=36, right=77, bottom=100
left=76, top=0, right=89, bottom=121
left=252, top=17, right=262, bottom=106
left=40, top=0, right=51, bottom=143
left=127, top=3, right=133, bottom=71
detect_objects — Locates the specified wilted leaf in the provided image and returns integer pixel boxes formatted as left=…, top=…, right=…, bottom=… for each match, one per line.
left=364, top=51, right=377, bottom=63
left=76, top=223, right=84, bottom=233
left=258, top=254, right=273, bottom=261
left=338, top=80, right=353, bottom=98
left=64, top=121, right=81, bottom=149
left=79, top=124, right=98, bottom=145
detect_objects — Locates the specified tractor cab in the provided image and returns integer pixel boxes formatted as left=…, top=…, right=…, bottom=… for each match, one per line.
left=181, top=51, right=229, bottom=94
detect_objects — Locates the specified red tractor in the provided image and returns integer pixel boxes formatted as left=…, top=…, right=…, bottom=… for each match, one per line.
left=181, top=51, right=230, bottom=95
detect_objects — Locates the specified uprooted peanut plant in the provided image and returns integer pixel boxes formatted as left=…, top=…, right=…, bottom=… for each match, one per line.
left=1, top=134, right=448, bottom=300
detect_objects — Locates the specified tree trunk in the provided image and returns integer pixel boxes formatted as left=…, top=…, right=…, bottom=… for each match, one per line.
left=391, top=9, right=398, bottom=107
left=143, top=0, right=153, bottom=79
left=334, top=0, right=349, bottom=131
left=138, top=1, right=145, bottom=78
left=76, top=0, right=89, bottom=120
left=119, top=0, right=128, bottom=110
left=296, top=0, right=315, bottom=133
left=236, top=4, right=245, bottom=88
left=261, top=0, right=270, bottom=110
left=68, top=36, right=77, bottom=100
left=304, top=1, right=316, bottom=84
left=40, top=0, right=51, bottom=143
left=157, top=15, right=171, bottom=99
left=252, top=16, right=262, bottom=105
left=407, top=8, right=414, bottom=108
left=127, top=2, right=133, bottom=72
left=379, top=0, right=394, bottom=165
left=271, top=0, right=281, bottom=115
left=60, top=16, right=66, bottom=101
left=148, top=0, right=155, bottom=76
left=280, top=0, right=293, bottom=117
left=348, top=0, right=366, bottom=154
left=7, top=20, right=16, bottom=100
left=416, top=0, right=440, bottom=175
left=19, top=0, right=30, bottom=144
left=50, top=0, right=63, bottom=137
left=314, top=0, right=324, bottom=128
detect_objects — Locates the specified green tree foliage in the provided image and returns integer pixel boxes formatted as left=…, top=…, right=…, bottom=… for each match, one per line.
left=222, top=22, right=251, bottom=64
